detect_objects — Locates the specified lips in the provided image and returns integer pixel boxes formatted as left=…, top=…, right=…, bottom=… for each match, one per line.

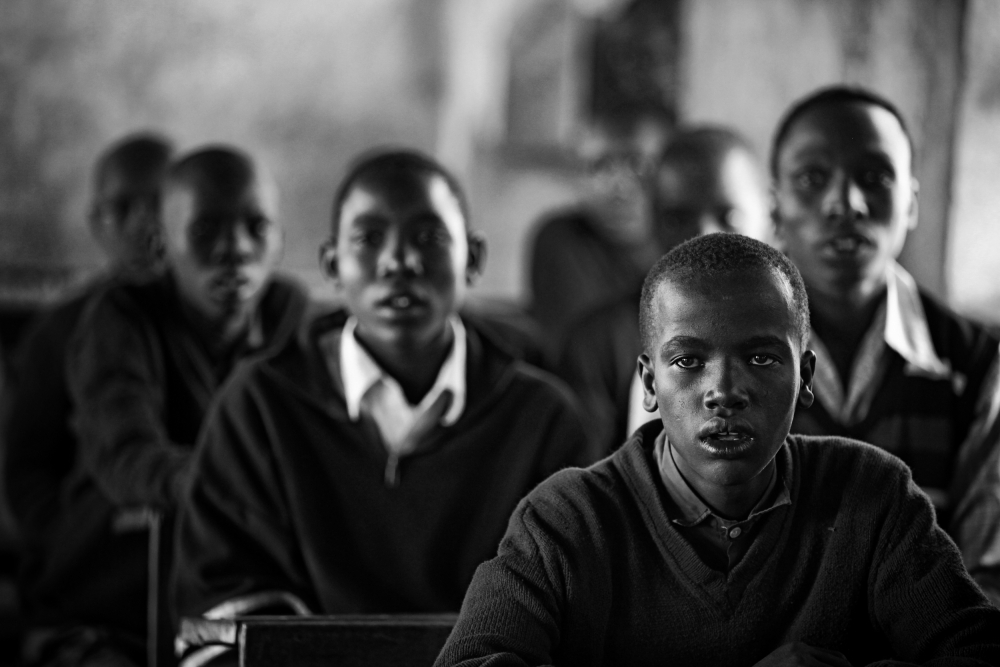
left=823, top=230, right=874, bottom=257
left=374, top=288, right=428, bottom=314
left=697, top=417, right=756, bottom=457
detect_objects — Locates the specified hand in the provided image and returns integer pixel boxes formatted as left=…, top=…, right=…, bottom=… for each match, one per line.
left=751, top=643, right=854, bottom=667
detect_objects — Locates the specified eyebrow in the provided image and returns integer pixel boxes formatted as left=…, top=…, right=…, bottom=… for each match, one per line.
left=742, top=335, right=790, bottom=349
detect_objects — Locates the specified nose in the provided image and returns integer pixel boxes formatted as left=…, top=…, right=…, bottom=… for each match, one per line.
left=211, top=222, right=256, bottom=265
left=822, top=172, right=868, bottom=222
left=377, top=230, right=422, bottom=277
left=703, top=358, right=750, bottom=414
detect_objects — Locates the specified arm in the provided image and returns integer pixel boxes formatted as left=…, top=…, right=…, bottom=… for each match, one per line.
left=66, top=291, right=190, bottom=509
left=434, top=503, right=565, bottom=667
left=947, top=351, right=1000, bottom=604
left=171, top=372, right=312, bottom=621
left=3, top=302, right=82, bottom=534
left=871, top=463, right=1000, bottom=665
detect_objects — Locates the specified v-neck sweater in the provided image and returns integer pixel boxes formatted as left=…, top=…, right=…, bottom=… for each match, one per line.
left=436, top=421, right=1000, bottom=667
left=173, top=312, right=596, bottom=619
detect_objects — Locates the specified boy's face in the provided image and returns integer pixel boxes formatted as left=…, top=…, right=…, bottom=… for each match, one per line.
left=654, top=149, right=770, bottom=252
left=772, top=101, right=917, bottom=300
left=91, top=167, right=167, bottom=274
left=163, top=176, right=282, bottom=328
left=638, top=269, right=814, bottom=489
left=327, top=171, right=484, bottom=354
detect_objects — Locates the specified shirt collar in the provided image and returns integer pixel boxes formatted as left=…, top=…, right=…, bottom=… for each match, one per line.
left=883, top=261, right=951, bottom=377
left=653, top=431, right=789, bottom=527
left=339, top=316, right=466, bottom=426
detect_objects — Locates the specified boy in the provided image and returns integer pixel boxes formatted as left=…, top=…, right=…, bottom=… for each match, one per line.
left=771, top=86, right=1000, bottom=603
left=559, top=126, right=770, bottom=452
left=435, top=234, right=1000, bottom=667
left=172, top=150, right=593, bottom=664
left=529, top=124, right=660, bottom=362
left=24, top=146, right=306, bottom=666
left=4, top=133, right=173, bottom=543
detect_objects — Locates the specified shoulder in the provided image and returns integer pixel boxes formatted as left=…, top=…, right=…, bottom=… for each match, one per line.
left=531, top=208, right=600, bottom=252
left=917, top=288, right=999, bottom=364
left=512, top=449, right=631, bottom=539
left=785, top=434, right=919, bottom=509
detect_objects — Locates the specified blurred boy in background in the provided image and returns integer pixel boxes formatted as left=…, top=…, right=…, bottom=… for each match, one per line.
left=772, top=85, right=1000, bottom=604
left=14, top=145, right=306, bottom=666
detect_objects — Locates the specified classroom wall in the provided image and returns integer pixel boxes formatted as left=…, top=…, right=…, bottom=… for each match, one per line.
left=0, top=0, right=445, bottom=299
left=947, top=0, right=1000, bottom=324
left=0, top=0, right=996, bottom=321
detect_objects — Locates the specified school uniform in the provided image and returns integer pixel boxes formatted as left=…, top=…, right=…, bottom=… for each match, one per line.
left=434, top=421, right=1000, bottom=667
left=792, top=262, right=1000, bottom=603
left=172, top=311, right=593, bottom=631
left=17, top=272, right=307, bottom=664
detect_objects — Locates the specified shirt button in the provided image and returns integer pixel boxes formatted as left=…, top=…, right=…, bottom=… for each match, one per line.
left=729, top=527, right=742, bottom=539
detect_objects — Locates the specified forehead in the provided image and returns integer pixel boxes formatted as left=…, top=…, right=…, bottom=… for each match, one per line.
left=778, top=101, right=911, bottom=171
left=656, top=148, right=759, bottom=206
left=338, top=171, right=465, bottom=231
left=166, top=174, right=276, bottom=223
left=653, top=269, right=796, bottom=343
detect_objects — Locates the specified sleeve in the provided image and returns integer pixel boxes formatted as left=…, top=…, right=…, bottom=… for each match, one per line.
left=66, top=292, right=190, bottom=509
left=3, top=306, right=79, bottom=535
left=870, top=461, right=1000, bottom=666
left=946, top=350, right=1000, bottom=605
left=433, top=502, right=565, bottom=667
left=171, top=371, right=313, bottom=623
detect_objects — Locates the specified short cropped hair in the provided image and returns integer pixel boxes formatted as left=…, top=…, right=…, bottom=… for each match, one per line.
left=769, top=85, right=913, bottom=178
left=330, top=148, right=469, bottom=239
left=166, top=145, right=257, bottom=194
left=639, top=234, right=810, bottom=353
left=92, top=132, right=174, bottom=196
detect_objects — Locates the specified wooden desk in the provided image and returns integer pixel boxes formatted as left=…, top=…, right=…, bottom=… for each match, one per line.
left=180, top=614, right=457, bottom=667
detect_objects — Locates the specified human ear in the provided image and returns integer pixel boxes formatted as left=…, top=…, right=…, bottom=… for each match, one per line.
left=797, top=349, right=816, bottom=408
left=638, top=354, right=659, bottom=412
left=907, top=177, right=920, bottom=231
left=318, top=239, right=338, bottom=282
left=465, top=231, right=487, bottom=286
left=768, top=187, right=787, bottom=252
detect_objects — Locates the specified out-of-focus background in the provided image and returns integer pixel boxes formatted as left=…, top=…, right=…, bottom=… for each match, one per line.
left=2, top=0, right=999, bottom=322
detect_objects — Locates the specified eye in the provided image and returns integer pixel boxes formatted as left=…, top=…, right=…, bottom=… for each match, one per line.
left=673, top=356, right=702, bottom=370
left=413, top=225, right=450, bottom=247
left=246, top=215, right=271, bottom=238
left=749, top=354, right=778, bottom=367
left=793, top=168, right=828, bottom=191
left=860, top=169, right=894, bottom=189
left=351, top=229, right=384, bottom=247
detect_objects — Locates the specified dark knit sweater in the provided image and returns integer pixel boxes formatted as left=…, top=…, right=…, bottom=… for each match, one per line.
left=172, top=312, right=596, bottom=619
left=435, top=422, right=1000, bottom=667
left=792, top=288, right=1000, bottom=600
left=15, top=273, right=307, bottom=656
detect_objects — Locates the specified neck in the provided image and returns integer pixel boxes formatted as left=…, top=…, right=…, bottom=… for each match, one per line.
left=807, top=280, right=886, bottom=382
left=357, top=324, right=455, bottom=405
left=669, top=443, right=775, bottom=521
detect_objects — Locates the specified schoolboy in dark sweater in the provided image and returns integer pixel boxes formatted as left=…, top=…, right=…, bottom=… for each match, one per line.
left=435, top=234, right=1000, bottom=667
left=771, top=86, right=1000, bottom=603
left=172, top=150, right=593, bottom=665
left=5, top=132, right=173, bottom=552
left=24, top=146, right=306, bottom=666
